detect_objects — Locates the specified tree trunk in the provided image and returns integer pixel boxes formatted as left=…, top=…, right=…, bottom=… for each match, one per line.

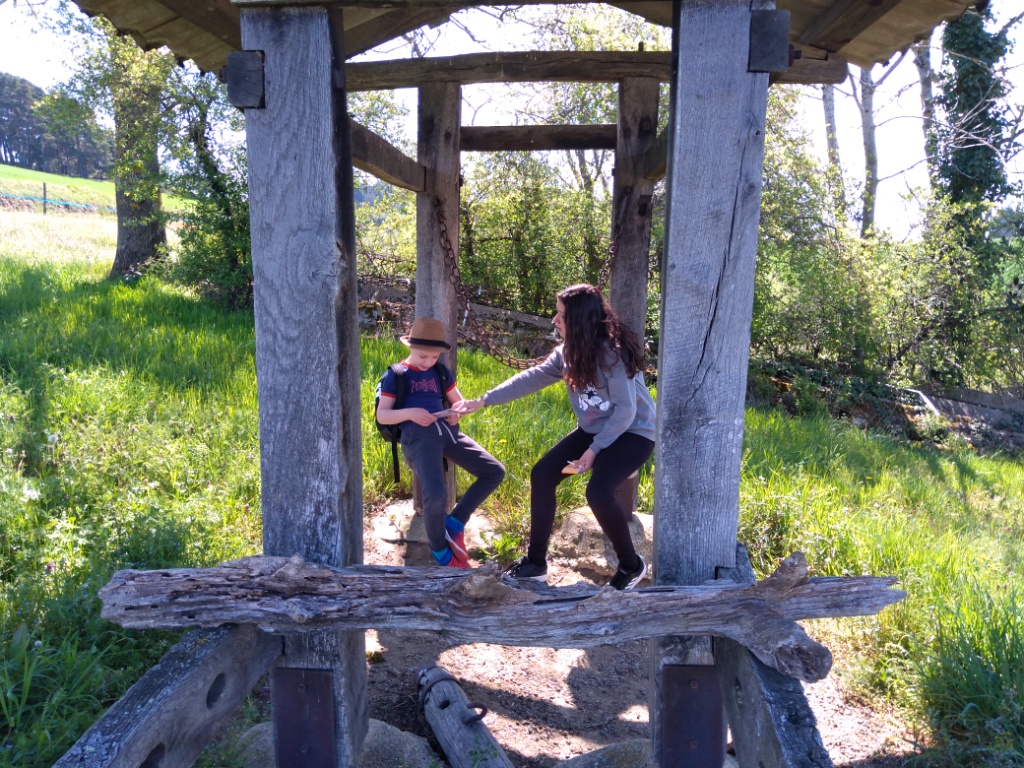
left=913, top=33, right=938, bottom=186
left=109, top=80, right=165, bottom=279
left=856, top=67, right=878, bottom=237
left=821, top=83, right=845, bottom=209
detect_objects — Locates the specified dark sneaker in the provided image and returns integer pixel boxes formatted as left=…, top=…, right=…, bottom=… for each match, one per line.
left=609, top=555, right=647, bottom=591
left=504, top=556, right=548, bottom=582
left=445, top=528, right=470, bottom=562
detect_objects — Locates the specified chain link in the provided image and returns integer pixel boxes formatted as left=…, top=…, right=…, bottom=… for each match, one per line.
left=435, top=187, right=632, bottom=370
left=435, top=200, right=546, bottom=370
left=597, top=185, right=633, bottom=294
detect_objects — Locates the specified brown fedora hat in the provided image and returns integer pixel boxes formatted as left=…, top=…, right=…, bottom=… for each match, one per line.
left=400, top=317, right=451, bottom=350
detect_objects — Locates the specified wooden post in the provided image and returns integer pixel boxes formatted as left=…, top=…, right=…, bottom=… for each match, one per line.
left=414, top=81, right=461, bottom=510
left=653, top=0, right=773, bottom=765
left=240, top=6, right=366, bottom=766
left=610, top=75, right=659, bottom=518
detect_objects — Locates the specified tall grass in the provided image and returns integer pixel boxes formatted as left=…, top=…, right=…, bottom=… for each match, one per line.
left=2, top=212, right=1024, bottom=765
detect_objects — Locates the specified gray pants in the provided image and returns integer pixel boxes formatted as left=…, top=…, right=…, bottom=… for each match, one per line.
left=401, top=421, right=506, bottom=553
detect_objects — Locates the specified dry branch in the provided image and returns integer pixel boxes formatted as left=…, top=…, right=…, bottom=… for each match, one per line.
left=99, top=552, right=904, bottom=683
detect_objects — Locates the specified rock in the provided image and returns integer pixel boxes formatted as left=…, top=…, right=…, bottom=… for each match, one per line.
left=555, top=740, right=738, bottom=768
left=239, top=719, right=440, bottom=768
left=549, top=508, right=653, bottom=578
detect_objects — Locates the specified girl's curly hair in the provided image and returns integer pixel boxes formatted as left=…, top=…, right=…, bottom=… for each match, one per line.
left=559, top=283, right=644, bottom=390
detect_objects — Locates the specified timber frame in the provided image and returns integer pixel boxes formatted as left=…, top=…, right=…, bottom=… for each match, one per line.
left=55, top=0, right=975, bottom=766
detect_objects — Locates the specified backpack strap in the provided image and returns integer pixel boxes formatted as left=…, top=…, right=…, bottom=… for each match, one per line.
left=390, top=364, right=407, bottom=485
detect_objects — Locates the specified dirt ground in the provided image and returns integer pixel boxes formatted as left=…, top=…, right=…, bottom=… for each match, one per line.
left=361, top=502, right=916, bottom=768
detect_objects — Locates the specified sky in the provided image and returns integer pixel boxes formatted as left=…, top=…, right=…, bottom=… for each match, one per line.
left=2, top=1, right=1022, bottom=240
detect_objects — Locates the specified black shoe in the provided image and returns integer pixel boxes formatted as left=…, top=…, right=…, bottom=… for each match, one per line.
left=609, top=555, right=647, bottom=591
left=504, top=555, right=548, bottom=582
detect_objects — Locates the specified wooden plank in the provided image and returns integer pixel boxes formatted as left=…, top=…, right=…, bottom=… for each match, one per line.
left=240, top=8, right=367, bottom=766
left=99, top=553, right=905, bottom=683
left=798, top=0, right=904, bottom=53
left=610, top=76, right=659, bottom=338
left=653, top=0, right=775, bottom=761
left=158, top=0, right=241, bottom=48
left=344, top=7, right=455, bottom=58
left=716, top=545, right=834, bottom=768
left=772, top=51, right=848, bottom=85
left=418, top=666, right=515, bottom=768
left=350, top=118, right=425, bottom=191
left=345, top=50, right=672, bottom=91
left=642, top=127, right=668, bottom=181
left=415, top=81, right=461, bottom=508
left=460, top=124, right=617, bottom=152
left=54, top=626, right=281, bottom=768
left=235, top=0, right=658, bottom=9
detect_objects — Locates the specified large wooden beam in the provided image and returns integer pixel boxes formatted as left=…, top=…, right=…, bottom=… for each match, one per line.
left=797, top=0, right=903, bottom=53
left=343, top=7, right=455, bottom=58
left=241, top=7, right=367, bottom=766
left=54, top=626, right=281, bottom=768
left=461, top=124, right=617, bottom=152
left=715, top=546, right=835, bottom=768
left=654, top=0, right=775, bottom=762
left=99, top=553, right=904, bottom=684
left=350, top=119, right=425, bottom=191
left=345, top=50, right=672, bottom=91
left=773, top=50, right=849, bottom=85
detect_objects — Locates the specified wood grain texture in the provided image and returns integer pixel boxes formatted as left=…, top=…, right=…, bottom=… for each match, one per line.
left=418, top=666, right=515, bottom=768
left=54, top=626, right=281, bottom=768
left=99, top=552, right=904, bottom=683
left=655, top=0, right=771, bottom=587
left=241, top=9, right=367, bottom=764
left=716, top=545, right=835, bottom=768
left=350, top=118, right=425, bottom=191
left=346, top=51, right=672, bottom=91
left=460, top=124, right=617, bottom=152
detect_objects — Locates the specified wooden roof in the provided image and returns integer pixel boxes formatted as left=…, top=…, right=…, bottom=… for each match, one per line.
left=70, top=0, right=973, bottom=81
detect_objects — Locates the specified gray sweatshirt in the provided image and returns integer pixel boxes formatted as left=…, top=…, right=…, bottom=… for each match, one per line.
left=482, top=344, right=656, bottom=454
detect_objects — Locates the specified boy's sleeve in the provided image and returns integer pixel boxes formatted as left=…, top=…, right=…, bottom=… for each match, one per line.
left=442, top=364, right=457, bottom=395
left=378, top=368, right=399, bottom=399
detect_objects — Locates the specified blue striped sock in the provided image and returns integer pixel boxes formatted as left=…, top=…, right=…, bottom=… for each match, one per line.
left=432, top=547, right=453, bottom=566
left=445, top=516, right=464, bottom=534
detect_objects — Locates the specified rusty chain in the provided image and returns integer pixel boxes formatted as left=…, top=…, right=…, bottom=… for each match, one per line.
left=434, top=186, right=633, bottom=370
left=435, top=200, right=546, bottom=370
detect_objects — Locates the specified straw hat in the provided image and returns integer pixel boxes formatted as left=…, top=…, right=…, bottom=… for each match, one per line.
left=400, top=317, right=451, bottom=350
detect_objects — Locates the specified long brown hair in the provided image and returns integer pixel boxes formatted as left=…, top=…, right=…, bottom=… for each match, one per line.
left=558, top=283, right=644, bottom=390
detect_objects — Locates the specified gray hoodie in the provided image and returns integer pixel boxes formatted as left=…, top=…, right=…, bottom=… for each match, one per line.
left=482, top=344, right=656, bottom=454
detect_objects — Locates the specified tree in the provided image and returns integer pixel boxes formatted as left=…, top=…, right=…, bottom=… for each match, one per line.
left=0, top=72, right=45, bottom=168
left=33, top=86, right=113, bottom=178
left=937, top=4, right=1023, bottom=209
left=46, top=6, right=176, bottom=278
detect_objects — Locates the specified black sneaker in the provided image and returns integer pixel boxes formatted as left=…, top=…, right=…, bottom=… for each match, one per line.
left=609, top=555, right=647, bottom=591
left=504, top=556, right=548, bottom=582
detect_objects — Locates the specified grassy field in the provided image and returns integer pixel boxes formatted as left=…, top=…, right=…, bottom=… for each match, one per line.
left=0, top=163, right=184, bottom=214
left=1, top=209, right=1024, bottom=766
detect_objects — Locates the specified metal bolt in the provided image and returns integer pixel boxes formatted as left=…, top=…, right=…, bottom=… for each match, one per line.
left=690, top=679, right=699, bottom=689
left=689, top=741, right=698, bottom=749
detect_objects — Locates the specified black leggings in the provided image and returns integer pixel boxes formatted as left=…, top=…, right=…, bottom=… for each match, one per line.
left=528, top=428, right=655, bottom=568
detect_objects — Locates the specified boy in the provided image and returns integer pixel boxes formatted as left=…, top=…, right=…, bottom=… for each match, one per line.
left=376, top=317, right=505, bottom=568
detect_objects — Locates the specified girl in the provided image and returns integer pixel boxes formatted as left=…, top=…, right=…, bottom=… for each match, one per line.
left=456, top=284, right=655, bottom=589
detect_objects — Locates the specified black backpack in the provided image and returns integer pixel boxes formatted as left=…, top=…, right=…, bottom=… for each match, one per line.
left=374, top=362, right=450, bottom=484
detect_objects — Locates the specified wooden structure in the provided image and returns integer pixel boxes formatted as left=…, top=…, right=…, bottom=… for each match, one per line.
left=57, top=1, right=974, bottom=767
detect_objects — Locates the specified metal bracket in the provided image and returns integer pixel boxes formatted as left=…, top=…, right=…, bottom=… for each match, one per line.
left=223, top=50, right=265, bottom=109
left=749, top=9, right=792, bottom=73
left=661, top=665, right=725, bottom=767
left=272, top=668, right=337, bottom=768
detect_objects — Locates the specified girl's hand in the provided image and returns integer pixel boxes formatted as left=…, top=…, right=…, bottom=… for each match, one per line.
left=453, top=398, right=485, bottom=414
left=574, top=449, right=598, bottom=473
left=407, top=408, right=437, bottom=427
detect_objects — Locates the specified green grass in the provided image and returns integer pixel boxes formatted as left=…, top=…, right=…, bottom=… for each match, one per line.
left=2, top=211, right=1024, bottom=766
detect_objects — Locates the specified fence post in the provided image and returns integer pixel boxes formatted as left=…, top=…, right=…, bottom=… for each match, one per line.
left=43, top=182, right=47, bottom=215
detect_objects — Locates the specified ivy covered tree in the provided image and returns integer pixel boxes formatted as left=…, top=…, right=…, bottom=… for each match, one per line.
left=937, top=4, right=1021, bottom=209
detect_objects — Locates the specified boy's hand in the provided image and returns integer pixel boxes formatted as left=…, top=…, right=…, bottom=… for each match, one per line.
left=444, top=412, right=461, bottom=425
left=407, top=408, right=438, bottom=427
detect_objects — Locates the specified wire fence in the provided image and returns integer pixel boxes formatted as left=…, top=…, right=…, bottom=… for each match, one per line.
left=0, top=183, right=116, bottom=214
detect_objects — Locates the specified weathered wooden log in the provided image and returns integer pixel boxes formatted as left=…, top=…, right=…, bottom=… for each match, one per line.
left=54, top=625, right=281, bottom=768
left=716, top=545, right=835, bottom=768
left=417, top=665, right=514, bottom=768
left=99, top=552, right=903, bottom=683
